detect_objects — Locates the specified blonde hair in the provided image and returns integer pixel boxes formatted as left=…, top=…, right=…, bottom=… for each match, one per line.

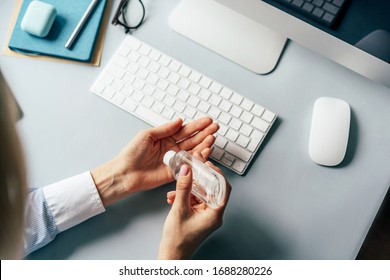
left=0, top=70, right=27, bottom=259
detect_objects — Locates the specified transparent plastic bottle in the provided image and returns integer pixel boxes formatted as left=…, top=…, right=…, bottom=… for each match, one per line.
left=163, top=150, right=226, bottom=209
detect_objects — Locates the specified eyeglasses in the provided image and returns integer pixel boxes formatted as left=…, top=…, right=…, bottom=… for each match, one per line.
left=112, top=0, right=145, bottom=34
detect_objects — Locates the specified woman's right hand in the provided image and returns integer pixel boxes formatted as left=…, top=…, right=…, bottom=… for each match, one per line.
left=158, top=157, right=231, bottom=259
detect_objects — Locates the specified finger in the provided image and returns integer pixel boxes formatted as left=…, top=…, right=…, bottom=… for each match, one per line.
left=186, top=135, right=215, bottom=155
left=172, top=165, right=193, bottom=209
left=179, top=127, right=217, bottom=151
left=200, top=148, right=211, bottom=159
left=172, top=117, right=216, bottom=142
left=167, top=191, right=175, bottom=205
left=192, top=150, right=207, bottom=163
left=167, top=192, right=200, bottom=206
left=147, top=118, right=183, bottom=140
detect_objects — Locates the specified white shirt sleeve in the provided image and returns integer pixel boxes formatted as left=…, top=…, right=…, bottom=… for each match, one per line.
left=42, top=171, right=105, bottom=232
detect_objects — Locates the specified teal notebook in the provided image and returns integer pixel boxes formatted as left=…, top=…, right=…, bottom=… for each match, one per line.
left=9, top=0, right=107, bottom=62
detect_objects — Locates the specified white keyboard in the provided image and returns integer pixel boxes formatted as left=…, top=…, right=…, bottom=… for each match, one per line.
left=91, top=36, right=277, bottom=175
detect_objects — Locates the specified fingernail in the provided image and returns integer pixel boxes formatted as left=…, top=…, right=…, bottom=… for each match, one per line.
left=179, top=165, right=189, bottom=176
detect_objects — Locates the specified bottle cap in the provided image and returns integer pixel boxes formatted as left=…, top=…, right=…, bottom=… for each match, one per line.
left=163, top=150, right=177, bottom=166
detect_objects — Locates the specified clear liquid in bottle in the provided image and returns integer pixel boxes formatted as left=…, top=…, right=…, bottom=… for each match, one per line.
left=163, top=150, right=226, bottom=209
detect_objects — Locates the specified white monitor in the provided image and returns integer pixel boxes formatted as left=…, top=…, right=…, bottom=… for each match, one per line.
left=170, top=0, right=390, bottom=88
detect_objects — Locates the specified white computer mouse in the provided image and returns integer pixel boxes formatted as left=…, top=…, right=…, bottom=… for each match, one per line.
left=308, top=97, right=350, bottom=166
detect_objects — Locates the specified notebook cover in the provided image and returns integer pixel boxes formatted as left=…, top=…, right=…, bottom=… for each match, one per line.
left=8, top=0, right=107, bottom=62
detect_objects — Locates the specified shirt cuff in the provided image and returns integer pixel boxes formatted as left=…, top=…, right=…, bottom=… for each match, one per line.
left=42, top=171, right=105, bottom=232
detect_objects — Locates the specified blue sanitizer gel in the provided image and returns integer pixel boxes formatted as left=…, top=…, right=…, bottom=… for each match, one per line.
left=163, top=150, right=226, bottom=209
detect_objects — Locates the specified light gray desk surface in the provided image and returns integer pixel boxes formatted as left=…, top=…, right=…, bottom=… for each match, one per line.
left=1, top=0, right=389, bottom=259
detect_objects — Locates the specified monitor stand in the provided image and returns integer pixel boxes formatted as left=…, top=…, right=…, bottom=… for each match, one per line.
left=169, top=0, right=287, bottom=74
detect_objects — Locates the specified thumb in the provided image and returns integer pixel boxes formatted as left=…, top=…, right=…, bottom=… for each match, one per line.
left=172, top=165, right=193, bottom=209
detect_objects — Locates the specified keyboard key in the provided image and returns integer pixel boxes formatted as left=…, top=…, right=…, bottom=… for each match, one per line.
left=179, top=65, right=191, bottom=77
left=214, top=136, right=228, bottom=149
left=141, top=95, right=154, bottom=108
left=198, top=101, right=210, bottom=113
left=167, top=72, right=180, bottom=84
left=225, top=142, right=252, bottom=162
left=223, top=153, right=235, bottom=162
left=149, top=49, right=161, bottom=61
left=135, top=105, right=169, bottom=126
left=168, top=60, right=181, bottom=72
left=123, top=98, right=137, bottom=112
left=198, top=89, right=211, bottom=100
left=232, top=159, right=246, bottom=173
left=107, top=65, right=125, bottom=79
left=241, top=98, right=254, bottom=111
left=313, top=0, right=324, bottom=7
left=220, top=100, right=232, bottom=112
left=208, top=107, right=221, bottom=119
left=218, top=112, right=231, bottom=125
left=302, top=3, right=314, bottom=13
left=230, top=105, right=243, bottom=118
left=251, top=104, right=265, bottom=117
left=189, top=71, right=202, bottom=83
left=153, top=89, right=165, bottom=101
left=113, top=93, right=125, bottom=105
left=313, top=7, right=324, bottom=18
left=218, top=124, right=228, bottom=136
left=209, top=94, right=222, bottom=106
left=332, top=0, right=345, bottom=7
left=129, top=51, right=141, bottom=62
left=159, top=55, right=171, bottom=67
left=131, top=90, right=144, bottom=102
left=162, top=107, right=175, bottom=119
left=199, top=76, right=212, bottom=88
left=240, top=111, right=253, bottom=123
left=188, top=83, right=201, bottom=95
left=177, top=90, right=190, bottom=102
left=152, top=102, right=164, bottom=113
left=323, top=2, right=338, bottom=14
left=184, top=106, right=197, bottom=119
left=247, top=130, right=264, bottom=152
left=226, top=129, right=239, bottom=142
left=220, top=88, right=233, bottom=99
left=221, top=156, right=233, bottom=167
left=209, top=82, right=222, bottom=94
left=118, top=46, right=130, bottom=57
left=322, top=12, right=335, bottom=24
left=240, top=123, right=253, bottom=137
left=262, top=110, right=276, bottom=123
left=274, top=0, right=345, bottom=26
left=188, top=95, right=200, bottom=107
left=236, top=134, right=250, bottom=148
left=178, top=77, right=191, bottom=89
left=173, top=100, right=186, bottom=112
left=211, top=146, right=224, bottom=160
left=102, top=87, right=115, bottom=99
left=292, top=0, right=304, bottom=8
left=166, top=84, right=179, bottom=96
left=230, top=92, right=243, bottom=105
left=251, top=116, right=270, bottom=132
left=229, top=118, right=242, bottom=131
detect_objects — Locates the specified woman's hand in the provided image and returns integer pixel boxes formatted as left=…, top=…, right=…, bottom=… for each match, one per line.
left=158, top=157, right=231, bottom=259
left=91, top=117, right=219, bottom=206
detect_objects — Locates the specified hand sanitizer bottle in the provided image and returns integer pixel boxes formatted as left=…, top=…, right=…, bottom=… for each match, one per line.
left=163, top=150, right=226, bottom=209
